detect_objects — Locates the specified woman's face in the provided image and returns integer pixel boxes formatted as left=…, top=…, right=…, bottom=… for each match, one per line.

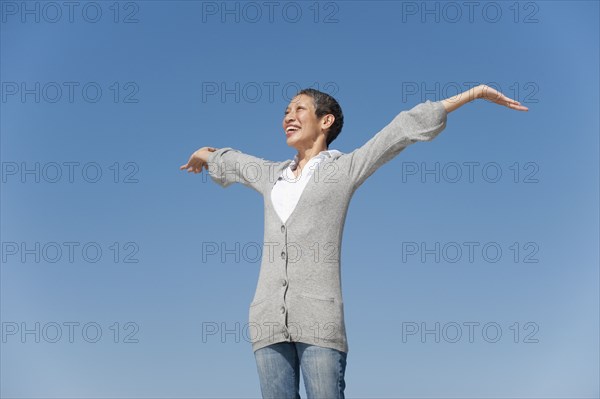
left=283, top=94, right=327, bottom=149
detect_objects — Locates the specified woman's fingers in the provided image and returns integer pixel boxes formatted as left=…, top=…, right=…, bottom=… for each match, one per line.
left=180, top=153, right=196, bottom=170
left=180, top=153, right=209, bottom=172
left=502, top=96, right=529, bottom=111
left=185, top=160, right=207, bottom=173
left=481, top=86, right=529, bottom=111
left=510, top=103, right=529, bottom=111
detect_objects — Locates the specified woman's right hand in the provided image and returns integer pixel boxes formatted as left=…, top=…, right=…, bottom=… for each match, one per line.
left=180, top=147, right=218, bottom=174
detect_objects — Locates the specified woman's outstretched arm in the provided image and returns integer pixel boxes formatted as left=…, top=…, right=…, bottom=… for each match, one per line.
left=441, top=84, right=529, bottom=113
left=346, top=84, right=528, bottom=190
left=346, top=100, right=448, bottom=190
left=180, top=146, right=275, bottom=195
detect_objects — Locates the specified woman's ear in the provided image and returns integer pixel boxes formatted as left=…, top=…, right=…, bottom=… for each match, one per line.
left=322, top=115, right=334, bottom=127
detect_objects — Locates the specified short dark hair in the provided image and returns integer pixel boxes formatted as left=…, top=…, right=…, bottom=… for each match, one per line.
left=295, top=88, right=344, bottom=148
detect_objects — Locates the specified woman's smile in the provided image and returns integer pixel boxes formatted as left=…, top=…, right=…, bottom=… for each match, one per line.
left=285, top=127, right=301, bottom=138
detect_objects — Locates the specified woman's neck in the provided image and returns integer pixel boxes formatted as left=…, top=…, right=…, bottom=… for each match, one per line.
left=293, top=146, right=328, bottom=177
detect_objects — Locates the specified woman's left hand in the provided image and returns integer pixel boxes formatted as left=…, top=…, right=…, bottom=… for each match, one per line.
left=478, top=84, right=529, bottom=111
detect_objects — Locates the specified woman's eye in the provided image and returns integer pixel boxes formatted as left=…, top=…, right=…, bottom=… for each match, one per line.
left=285, top=107, right=303, bottom=115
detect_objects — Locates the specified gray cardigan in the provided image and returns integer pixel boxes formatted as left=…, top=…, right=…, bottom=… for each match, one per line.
left=207, top=100, right=448, bottom=354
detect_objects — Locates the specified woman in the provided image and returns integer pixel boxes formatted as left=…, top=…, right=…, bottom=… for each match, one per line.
left=180, top=85, right=528, bottom=398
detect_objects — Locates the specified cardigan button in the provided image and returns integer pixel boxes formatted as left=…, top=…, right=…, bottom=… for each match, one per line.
left=280, top=306, right=286, bottom=314
left=281, top=225, right=285, bottom=233
left=280, top=251, right=286, bottom=260
left=282, top=328, right=289, bottom=338
left=281, top=279, right=288, bottom=286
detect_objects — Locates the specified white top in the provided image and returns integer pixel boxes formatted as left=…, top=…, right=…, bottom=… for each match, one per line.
left=271, top=149, right=343, bottom=224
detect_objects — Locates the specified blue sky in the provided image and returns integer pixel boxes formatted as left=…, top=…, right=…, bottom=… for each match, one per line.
left=1, top=1, right=598, bottom=397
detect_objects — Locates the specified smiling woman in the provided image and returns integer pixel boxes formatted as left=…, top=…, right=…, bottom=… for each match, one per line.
left=179, top=85, right=528, bottom=399
left=283, top=89, right=345, bottom=179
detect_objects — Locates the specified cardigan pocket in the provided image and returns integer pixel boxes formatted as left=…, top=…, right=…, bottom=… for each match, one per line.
left=287, top=294, right=344, bottom=344
left=298, top=292, right=335, bottom=303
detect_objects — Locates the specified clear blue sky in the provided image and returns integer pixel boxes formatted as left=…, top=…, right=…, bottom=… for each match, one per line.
left=1, top=1, right=598, bottom=397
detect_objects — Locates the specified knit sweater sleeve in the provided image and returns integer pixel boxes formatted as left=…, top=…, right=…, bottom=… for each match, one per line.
left=347, top=100, right=448, bottom=190
left=207, top=147, right=274, bottom=195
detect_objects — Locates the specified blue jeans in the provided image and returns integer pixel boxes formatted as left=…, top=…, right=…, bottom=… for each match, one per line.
left=254, top=342, right=347, bottom=399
